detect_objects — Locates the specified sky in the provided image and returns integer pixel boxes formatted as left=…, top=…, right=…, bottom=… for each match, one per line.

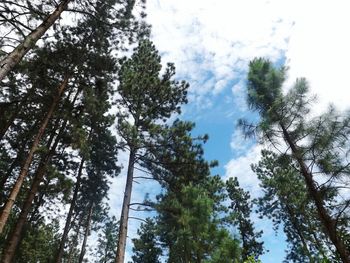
left=108, top=0, right=350, bottom=262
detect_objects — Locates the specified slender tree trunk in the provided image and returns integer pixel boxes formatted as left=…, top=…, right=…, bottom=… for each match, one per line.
left=311, top=231, right=328, bottom=259
left=0, top=115, right=45, bottom=195
left=0, top=117, right=41, bottom=195
left=0, top=146, right=25, bottom=195
left=0, top=158, right=16, bottom=194
left=1, top=120, right=67, bottom=263
left=196, top=249, right=202, bottom=263
left=280, top=123, right=350, bottom=263
left=115, top=147, right=136, bottom=263
left=78, top=202, right=94, bottom=263
left=103, top=244, right=109, bottom=263
left=67, top=232, right=79, bottom=263
left=0, top=91, right=33, bottom=141
left=0, top=110, right=18, bottom=141
left=56, top=158, right=85, bottom=263
left=0, top=75, right=69, bottom=233
left=284, top=204, right=314, bottom=262
left=0, top=0, right=71, bottom=81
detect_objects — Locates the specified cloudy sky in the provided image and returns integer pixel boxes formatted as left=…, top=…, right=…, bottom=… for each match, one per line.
left=109, top=0, right=350, bottom=262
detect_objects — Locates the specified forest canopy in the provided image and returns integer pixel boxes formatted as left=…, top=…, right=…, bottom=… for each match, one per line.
left=0, top=1, right=349, bottom=263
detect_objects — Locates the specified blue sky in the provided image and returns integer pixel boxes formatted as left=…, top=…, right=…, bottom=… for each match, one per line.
left=181, top=74, right=287, bottom=262
left=108, top=0, right=350, bottom=262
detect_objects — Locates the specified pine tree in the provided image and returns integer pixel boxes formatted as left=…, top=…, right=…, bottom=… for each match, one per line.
left=114, top=39, right=188, bottom=263
left=0, top=0, right=71, bottom=81
left=0, top=0, right=141, bottom=81
left=226, top=177, right=264, bottom=260
left=95, top=216, right=119, bottom=263
left=139, top=121, right=241, bottom=263
left=0, top=0, right=126, bottom=259
left=253, top=150, right=335, bottom=262
left=243, top=58, right=350, bottom=262
left=13, top=219, right=61, bottom=263
left=131, top=218, right=162, bottom=263
left=0, top=74, right=69, bottom=234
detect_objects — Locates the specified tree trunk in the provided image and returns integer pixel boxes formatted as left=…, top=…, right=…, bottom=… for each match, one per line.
left=0, top=115, right=45, bottom=197
left=1, top=120, right=67, bottom=263
left=55, top=158, right=85, bottom=263
left=0, top=146, right=25, bottom=197
left=0, top=90, right=33, bottom=141
left=280, top=123, right=350, bottom=263
left=0, top=0, right=71, bottom=81
left=0, top=117, right=42, bottom=196
left=78, top=202, right=94, bottom=263
left=115, top=147, right=136, bottom=263
left=284, top=203, right=314, bottom=262
left=0, top=108, right=18, bottom=141
left=0, top=75, right=69, bottom=233
left=0, top=159, right=16, bottom=196
left=311, top=231, right=328, bottom=259
left=67, top=232, right=79, bottom=263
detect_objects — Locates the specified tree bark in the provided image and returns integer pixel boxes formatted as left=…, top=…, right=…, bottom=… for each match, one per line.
left=280, top=123, right=350, bottom=263
left=0, top=0, right=71, bottom=81
left=55, top=157, right=85, bottom=263
left=0, top=120, right=67, bottom=263
left=0, top=75, right=68, bottom=233
left=78, top=202, right=94, bottom=263
left=115, top=147, right=136, bottom=263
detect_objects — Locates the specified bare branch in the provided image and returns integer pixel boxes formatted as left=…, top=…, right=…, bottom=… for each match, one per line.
left=128, top=216, right=147, bottom=223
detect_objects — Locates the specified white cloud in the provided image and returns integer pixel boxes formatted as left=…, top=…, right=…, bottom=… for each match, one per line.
left=231, top=80, right=248, bottom=112
left=284, top=0, right=350, bottom=113
left=230, top=129, right=251, bottom=155
left=146, top=0, right=293, bottom=105
left=224, top=145, right=262, bottom=198
left=108, top=0, right=350, bottom=261
left=224, top=144, right=288, bottom=261
left=146, top=0, right=350, bottom=114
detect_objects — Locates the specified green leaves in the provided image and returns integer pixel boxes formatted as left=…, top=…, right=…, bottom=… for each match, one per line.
left=131, top=218, right=162, bottom=263
left=226, top=177, right=264, bottom=260
left=246, top=57, right=350, bottom=261
left=155, top=183, right=240, bottom=263
left=14, top=220, right=61, bottom=263
left=253, top=150, right=335, bottom=262
left=247, top=58, right=284, bottom=116
left=116, top=39, right=188, bottom=124
left=95, top=216, right=119, bottom=263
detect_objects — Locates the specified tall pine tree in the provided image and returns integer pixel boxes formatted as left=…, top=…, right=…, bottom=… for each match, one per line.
left=114, top=39, right=188, bottom=263
left=243, top=58, right=350, bottom=262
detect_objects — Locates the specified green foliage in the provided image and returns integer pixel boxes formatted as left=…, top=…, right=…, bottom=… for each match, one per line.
left=131, top=218, right=162, bottom=263
left=135, top=121, right=241, bottom=262
left=243, top=256, right=262, bottom=263
left=155, top=183, right=241, bottom=263
left=253, top=150, right=335, bottom=262
left=226, top=177, right=264, bottom=260
left=143, top=119, right=211, bottom=190
left=95, top=216, right=119, bottom=263
left=246, top=57, right=350, bottom=261
left=246, top=57, right=284, bottom=117
left=116, top=39, right=189, bottom=148
left=14, top=220, right=61, bottom=263
left=205, top=229, right=241, bottom=263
